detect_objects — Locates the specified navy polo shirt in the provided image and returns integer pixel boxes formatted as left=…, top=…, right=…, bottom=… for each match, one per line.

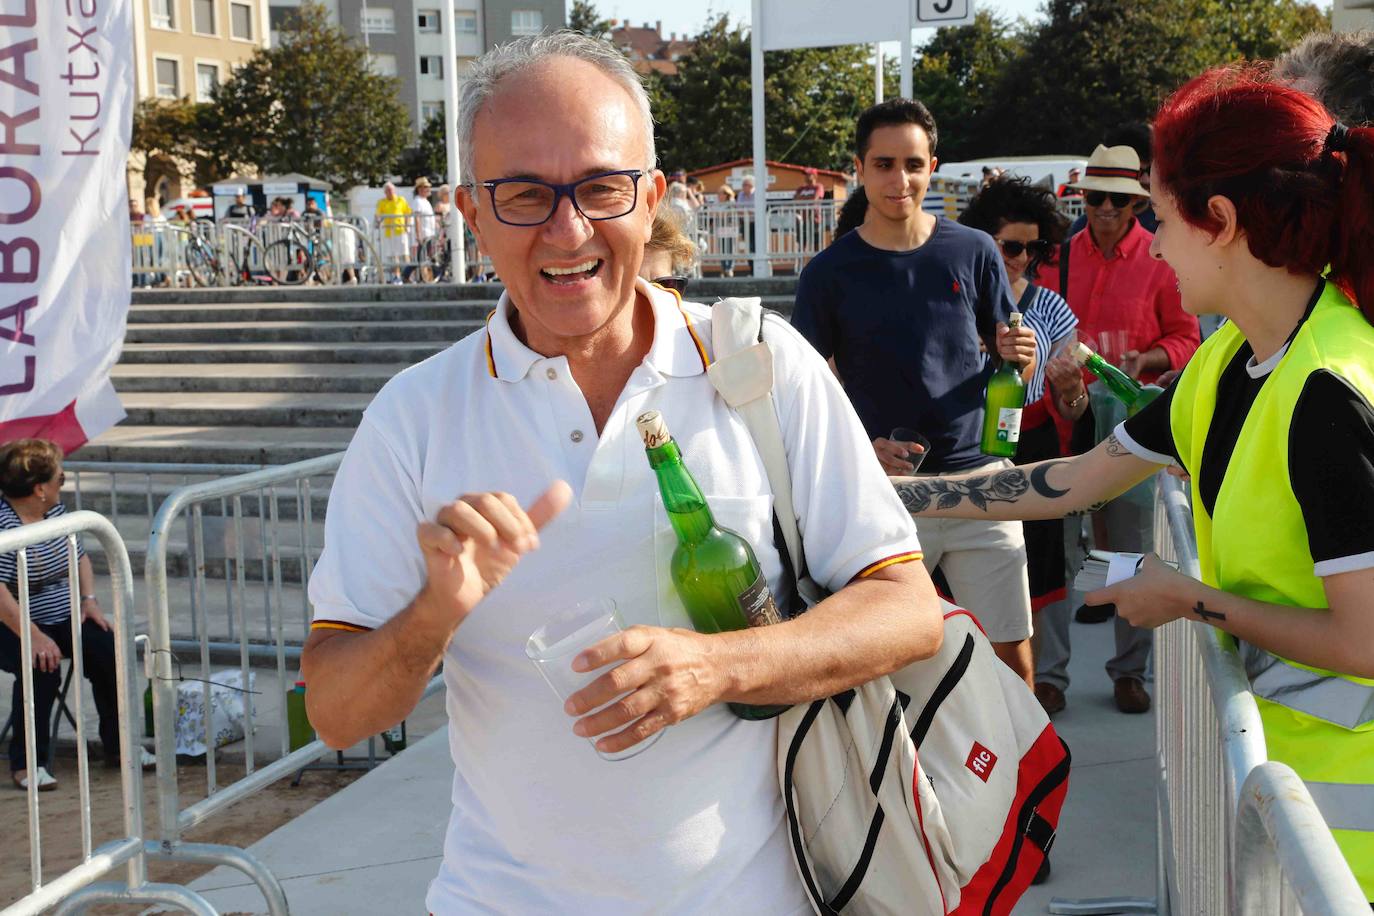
left=792, top=217, right=1016, bottom=472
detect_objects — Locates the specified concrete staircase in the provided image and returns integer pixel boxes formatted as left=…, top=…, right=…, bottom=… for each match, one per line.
left=76, top=278, right=800, bottom=467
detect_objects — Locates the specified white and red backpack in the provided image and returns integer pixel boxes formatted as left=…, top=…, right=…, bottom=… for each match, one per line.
left=707, top=297, right=1070, bottom=915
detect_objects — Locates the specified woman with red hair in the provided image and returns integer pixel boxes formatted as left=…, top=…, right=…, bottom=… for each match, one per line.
left=890, top=66, right=1374, bottom=898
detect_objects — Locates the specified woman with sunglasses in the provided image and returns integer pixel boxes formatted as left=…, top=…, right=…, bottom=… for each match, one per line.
left=896, top=68, right=1374, bottom=898
left=958, top=176, right=1079, bottom=715
left=0, top=439, right=153, bottom=791
left=641, top=209, right=696, bottom=295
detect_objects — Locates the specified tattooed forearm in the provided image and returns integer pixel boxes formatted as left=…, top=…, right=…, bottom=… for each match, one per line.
left=1105, top=433, right=1132, bottom=459
left=1192, top=601, right=1226, bottom=623
left=1066, top=501, right=1110, bottom=517
left=894, top=469, right=1030, bottom=515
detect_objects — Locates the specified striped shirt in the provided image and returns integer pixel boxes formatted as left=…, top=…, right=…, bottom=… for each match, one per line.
left=0, top=500, right=85, bottom=626
left=1020, top=283, right=1078, bottom=402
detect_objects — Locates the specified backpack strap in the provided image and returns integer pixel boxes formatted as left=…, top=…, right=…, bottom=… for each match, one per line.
left=1058, top=239, right=1071, bottom=295
left=707, top=297, right=825, bottom=609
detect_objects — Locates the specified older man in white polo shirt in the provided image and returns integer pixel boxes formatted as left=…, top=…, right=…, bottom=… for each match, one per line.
left=301, top=31, right=941, bottom=915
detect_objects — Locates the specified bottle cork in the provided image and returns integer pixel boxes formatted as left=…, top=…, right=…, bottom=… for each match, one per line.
left=1007, top=311, right=1023, bottom=329
left=636, top=410, right=671, bottom=448
left=1072, top=341, right=1093, bottom=365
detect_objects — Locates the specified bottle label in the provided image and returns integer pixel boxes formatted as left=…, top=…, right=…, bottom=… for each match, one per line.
left=738, top=572, right=782, bottom=628
left=995, top=407, right=1022, bottom=444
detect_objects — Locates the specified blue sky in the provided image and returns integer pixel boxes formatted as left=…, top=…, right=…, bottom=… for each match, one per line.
left=599, top=0, right=1051, bottom=39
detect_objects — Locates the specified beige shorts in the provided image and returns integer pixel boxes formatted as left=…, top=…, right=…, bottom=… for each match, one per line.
left=913, top=462, right=1032, bottom=643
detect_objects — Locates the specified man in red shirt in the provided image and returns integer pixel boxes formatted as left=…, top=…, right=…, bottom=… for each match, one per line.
left=1035, top=143, right=1200, bottom=717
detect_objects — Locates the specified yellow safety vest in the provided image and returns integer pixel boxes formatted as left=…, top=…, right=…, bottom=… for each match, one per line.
left=1170, top=281, right=1374, bottom=897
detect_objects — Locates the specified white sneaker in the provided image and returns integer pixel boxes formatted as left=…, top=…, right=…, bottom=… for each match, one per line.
left=14, top=766, right=57, bottom=791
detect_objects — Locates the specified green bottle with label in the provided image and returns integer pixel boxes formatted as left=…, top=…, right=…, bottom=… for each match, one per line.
left=980, top=311, right=1026, bottom=458
left=1072, top=342, right=1164, bottom=416
left=636, top=410, right=788, bottom=721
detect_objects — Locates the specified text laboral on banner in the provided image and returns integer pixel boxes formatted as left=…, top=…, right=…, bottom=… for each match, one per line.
left=0, top=0, right=131, bottom=453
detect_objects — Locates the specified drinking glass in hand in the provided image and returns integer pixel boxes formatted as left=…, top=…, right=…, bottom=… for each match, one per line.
left=889, top=427, right=930, bottom=473
left=526, top=598, right=663, bottom=762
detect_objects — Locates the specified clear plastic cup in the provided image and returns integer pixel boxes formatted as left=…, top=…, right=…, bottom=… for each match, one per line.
left=889, top=427, right=931, bottom=473
left=525, top=598, right=662, bottom=762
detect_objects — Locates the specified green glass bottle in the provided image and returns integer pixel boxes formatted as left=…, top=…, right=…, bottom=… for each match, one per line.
left=636, top=410, right=788, bottom=721
left=1071, top=343, right=1165, bottom=417
left=980, top=311, right=1026, bottom=458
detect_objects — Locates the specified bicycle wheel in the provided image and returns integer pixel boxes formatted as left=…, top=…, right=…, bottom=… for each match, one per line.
left=265, top=238, right=311, bottom=285
left=185, top=238, right=220, bottom=287
left=224, top=229, right=272, bottom=286
left=311, top=235, right=335, bottom=285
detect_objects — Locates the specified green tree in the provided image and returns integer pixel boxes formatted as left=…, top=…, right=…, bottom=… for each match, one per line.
left=393, top=112, right=449, bottom=182
left=653, top=15, right=876, bottom=173
left=201, top=2, right=409, bottom=188
left=977, top=0, right=1328, bottom=156
left=568, top=0, right=614, bottom=39
left=907, top=11, right=1026, bottom=162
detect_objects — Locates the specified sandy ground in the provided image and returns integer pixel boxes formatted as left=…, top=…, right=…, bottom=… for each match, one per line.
left=1, top=749, right=363, bottom=911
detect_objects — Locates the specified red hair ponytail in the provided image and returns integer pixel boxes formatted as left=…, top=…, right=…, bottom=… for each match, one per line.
left=1152, top=65, right=1374, bottom=325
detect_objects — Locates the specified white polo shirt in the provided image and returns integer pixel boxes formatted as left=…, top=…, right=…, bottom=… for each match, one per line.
left=308, top=278, right=923, bottom=915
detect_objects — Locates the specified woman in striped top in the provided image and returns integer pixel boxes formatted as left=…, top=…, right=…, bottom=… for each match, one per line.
left=0, top=439, right=142, bottom=791
left=959, top=178, right=1083, bottom=719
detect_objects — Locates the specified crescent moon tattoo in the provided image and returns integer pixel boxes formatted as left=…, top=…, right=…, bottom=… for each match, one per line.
left=1030, top=462, right=1072, bottom=499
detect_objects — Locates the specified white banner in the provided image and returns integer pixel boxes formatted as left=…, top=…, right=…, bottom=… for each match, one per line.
left=0, top=0, right=131, bottom=453
left=757, top=0, right=908, bottom=51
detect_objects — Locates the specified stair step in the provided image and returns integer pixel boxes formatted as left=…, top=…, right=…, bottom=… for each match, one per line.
left=129, top=276, right=799, bottom=306
left=118, top=342, right=451, bottom=364
left=125, top=319, right=484, bottom=344
left=110, top=363, right=405, bottom=394
left=72, top=425, right=354, bottom=465
left=117, top=392, right=373, bottom=429
left=127, top=301, right=498, bottom=324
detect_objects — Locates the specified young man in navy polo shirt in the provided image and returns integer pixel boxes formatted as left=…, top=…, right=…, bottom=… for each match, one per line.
left=792, top=98, right=1039, bottom=685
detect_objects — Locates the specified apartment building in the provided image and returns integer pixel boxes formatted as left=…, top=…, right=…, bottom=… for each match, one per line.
left=267, top=0, right=564, bottom=136
left=131, top=0, right=272, bottom=202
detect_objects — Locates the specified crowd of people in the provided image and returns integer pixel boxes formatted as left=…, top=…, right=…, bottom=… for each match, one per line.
left=288, top=25, right=1374, bottom=911
left=13, top=22, right=1371, bottom=913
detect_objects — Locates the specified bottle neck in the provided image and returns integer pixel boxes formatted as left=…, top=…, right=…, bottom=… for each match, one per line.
left=647, top=439, right=714, bottom=543
left=1084, top=352, right=1143, bottom=401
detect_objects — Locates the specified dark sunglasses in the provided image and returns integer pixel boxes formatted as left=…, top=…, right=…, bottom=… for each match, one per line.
left=1083, top=190, right=1139, bottom=208
left=653, top=276, right=690, bottom=294
left=995, top=238, right=1052, bottom=258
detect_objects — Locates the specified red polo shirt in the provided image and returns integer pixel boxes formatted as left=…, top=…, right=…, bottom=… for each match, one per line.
left=1037, top=219, right=1199, bottom=384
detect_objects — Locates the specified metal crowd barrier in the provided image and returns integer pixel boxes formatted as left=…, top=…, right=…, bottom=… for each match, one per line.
left=2, top=511, right=218, bottom=915
left=142, top=454, right=444, bottom=907
left=1052, top=471, right=1363, bottom=914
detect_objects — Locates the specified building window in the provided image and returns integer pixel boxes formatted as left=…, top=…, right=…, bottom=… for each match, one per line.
left=510, top=9, right=542, bottom=35
left=361, top=7, right=395, bottom=34
left=455, top=8, right=477, bottom=33
left=192, top=0, right=215, bottom=35
left=419, top=55, right=443, bottom=78
left=155, top=58, right=180, bottom=99
left=418, top=9, right=440, bottom=32
left=268, top=6, right=301, bottom=32
left=369, top=53, right=398, bottom=77
left=151, top=0, right=174, bottom=29
left=230, top=1, right=253, bottom=40
left=421, top=101, right=444, bottom=126
left=196, top=62, right=220, bottom=102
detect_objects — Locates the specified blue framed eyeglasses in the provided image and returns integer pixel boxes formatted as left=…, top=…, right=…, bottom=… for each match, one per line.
left=472, top=169, right=648, bottom=227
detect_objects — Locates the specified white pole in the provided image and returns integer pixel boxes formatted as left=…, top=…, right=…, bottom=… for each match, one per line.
left=900, top=31, right=913, bottom=98
left=874, top=43, right=884, bottom=103
left=750, top=0, right=771, bottom=278
left=440, top=2, right=467, bottom=282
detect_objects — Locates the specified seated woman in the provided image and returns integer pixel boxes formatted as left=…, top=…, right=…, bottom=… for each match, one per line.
left=0, top=439, right=153, bottom=790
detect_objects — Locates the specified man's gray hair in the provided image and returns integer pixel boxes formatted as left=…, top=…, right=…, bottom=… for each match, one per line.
left=457, top=30, right=657, bottom=184
left=1274, top=30, right=1374, bottom=127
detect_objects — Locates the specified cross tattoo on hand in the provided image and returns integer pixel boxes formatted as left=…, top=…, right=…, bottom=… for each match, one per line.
left=1193, top=601, right=1225, bottom=623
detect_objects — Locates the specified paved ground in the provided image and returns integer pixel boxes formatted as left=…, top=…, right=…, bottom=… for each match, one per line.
left=168, top=613, right=1158, bottom=915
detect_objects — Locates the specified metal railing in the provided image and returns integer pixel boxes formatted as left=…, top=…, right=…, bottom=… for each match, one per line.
left=142, top=454, right=444, bottom=907
left=1, top=511, right=217, bottom=915
left=1052, top=472, right=1363, bottom=914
